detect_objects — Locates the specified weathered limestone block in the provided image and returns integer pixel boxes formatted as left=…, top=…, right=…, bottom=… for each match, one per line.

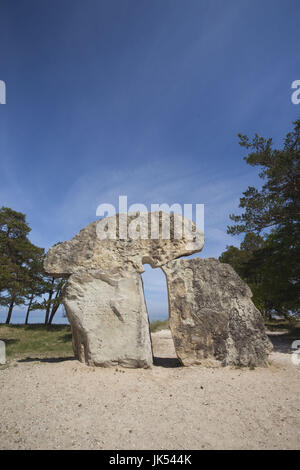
left=64, top=270, right=153, bottom=367
left=163, top=258, right=272, bottom=367
left=44, top=212, right=204, bottom=276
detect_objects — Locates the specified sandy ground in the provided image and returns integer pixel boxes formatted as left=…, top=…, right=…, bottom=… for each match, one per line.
left=0, top=329, right=299, bottom=450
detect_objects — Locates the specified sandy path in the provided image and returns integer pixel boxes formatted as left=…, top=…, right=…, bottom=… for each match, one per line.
left=0, top=330, right=299, bottom=450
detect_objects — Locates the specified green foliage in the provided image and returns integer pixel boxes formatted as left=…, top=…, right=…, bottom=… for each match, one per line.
left=0, top=207, right=40, bottom=322
left=228, top=119, right=300, bottom=235
left=224, top=119, right=300, bottom=318
left=0, top=207, right=66, bottom=324
left=150, top=318, right=169, bottom=332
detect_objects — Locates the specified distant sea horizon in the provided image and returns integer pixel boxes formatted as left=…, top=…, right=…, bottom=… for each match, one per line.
left=0, top=307, right=167, bottom=325
left=0, top=307, right=69, bottom=325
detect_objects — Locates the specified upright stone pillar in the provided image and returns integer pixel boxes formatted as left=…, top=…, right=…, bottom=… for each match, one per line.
left=163, top=258, right=272, bottom=367
left=63, top=270, right=153, bottom=367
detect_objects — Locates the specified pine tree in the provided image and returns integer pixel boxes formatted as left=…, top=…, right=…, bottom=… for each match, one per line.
left=0, top=207, right=45, bottom=323
left=226, top=119, right=300, bottom=318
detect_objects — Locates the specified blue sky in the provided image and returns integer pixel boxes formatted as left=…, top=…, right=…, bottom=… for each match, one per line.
left=0, top=0, right=299, bottom=323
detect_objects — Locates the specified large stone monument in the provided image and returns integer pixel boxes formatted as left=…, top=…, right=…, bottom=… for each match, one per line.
left=44, top=212, right=272, bottom=368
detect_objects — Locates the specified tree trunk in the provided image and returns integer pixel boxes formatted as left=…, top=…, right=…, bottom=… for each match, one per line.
left=25, top=294, right=34, bottom=325
left=45, top=278, right=54, bottom=325
left=48, top=304, right=59, bottom=325
left=48, top=288, right=62, bottom=325
left=5, top=297, right=15, bottom=324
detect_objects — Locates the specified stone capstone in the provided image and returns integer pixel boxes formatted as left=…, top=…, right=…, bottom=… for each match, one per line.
left=44, top=212, right=204, bottom=276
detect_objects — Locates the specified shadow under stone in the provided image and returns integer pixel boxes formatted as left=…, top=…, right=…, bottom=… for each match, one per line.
left=267, top=332, right=299, bottom=354
left=18, top=356, right=75, bottom=363
left=153, top=356, right=182, bottom=368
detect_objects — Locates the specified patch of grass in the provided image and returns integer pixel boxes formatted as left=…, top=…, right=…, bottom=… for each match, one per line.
left=150, top=319, right=169, bottom=333
left=0, top=324, right=73, bottom=360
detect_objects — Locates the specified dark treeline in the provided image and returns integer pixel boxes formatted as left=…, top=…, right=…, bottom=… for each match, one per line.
left=0, top=207, right=66, bottom=324
left=219, top=119, right=300, bottom=322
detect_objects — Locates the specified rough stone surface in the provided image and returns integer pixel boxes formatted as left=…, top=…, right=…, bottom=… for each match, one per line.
left=44, top=212, right=204, bottom=276
left=64, top=270, right=153, bottom=368
left=0, top=340, right=5, bottom=365
left=163, top=258, right=272, bottom=367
